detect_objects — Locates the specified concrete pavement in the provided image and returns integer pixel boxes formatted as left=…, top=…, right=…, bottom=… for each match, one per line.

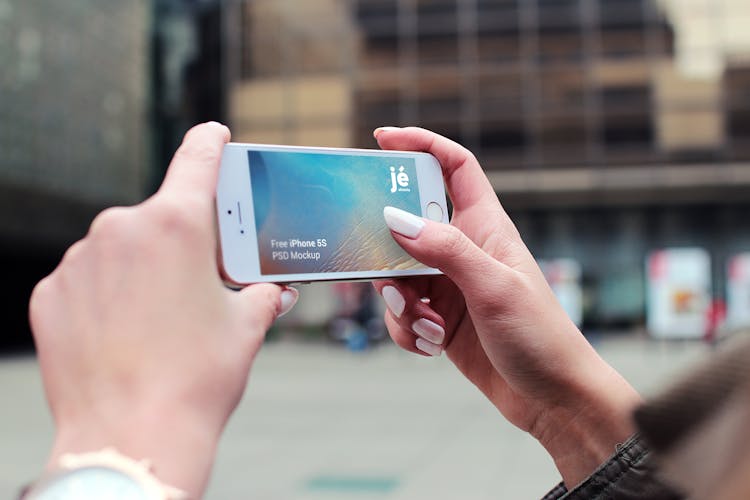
left=0, top=334, right=710, bottom=499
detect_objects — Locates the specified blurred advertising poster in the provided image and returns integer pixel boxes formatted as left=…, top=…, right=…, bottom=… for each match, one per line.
left=539, top=259, right=583, bottom=327
left=727, top=253, right=750, bottom=331
left=646, top=248, right=712, bottom=339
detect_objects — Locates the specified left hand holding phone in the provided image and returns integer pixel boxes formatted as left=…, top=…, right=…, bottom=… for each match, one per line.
left=372, top=126, right=641, bottom=489
left=28, top=122, right=298, bottom=499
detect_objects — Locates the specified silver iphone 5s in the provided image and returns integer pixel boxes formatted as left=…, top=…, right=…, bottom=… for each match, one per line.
left=216, top=143, right=449, bottom=285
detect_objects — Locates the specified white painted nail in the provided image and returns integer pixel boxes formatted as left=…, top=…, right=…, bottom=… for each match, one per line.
left=383, top=206, right=425, bottom=239
left=381, top=285, right=406, bottom=318
left=412, top=318, right=445, bottom=344
left=416, top=337, right=442, bottom=357
left=373, top=126, right=401, bottom=138
left=278, top=288, right=299, bottom=317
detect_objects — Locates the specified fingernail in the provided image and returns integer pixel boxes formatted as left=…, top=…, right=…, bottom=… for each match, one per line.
left=278, top=288, right=299, bottom=317
left=383, top=206, right=425, bottom=239
left=381, top=285, right=405, bottom=318
left=412, top=318, right=445, bottom=344
left=373, top=126, right=401, bottom=138
left=416, top=338, right=442, bottom=357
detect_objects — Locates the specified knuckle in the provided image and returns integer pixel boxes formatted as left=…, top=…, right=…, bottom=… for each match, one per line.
left=60, top=240, right=87, bottom=266
left=477, top=269, right=526, bottom=317
left=89, top=206, right=134, bottom=239
left=88, top=207, right=148, bottom=257
left=460, top=144, right=478, bottom=162
left=29, top=276, right=53, bottom=319
left=440, top=225, right=469, bottom=257
left=175, top=138, right=221, bottom=165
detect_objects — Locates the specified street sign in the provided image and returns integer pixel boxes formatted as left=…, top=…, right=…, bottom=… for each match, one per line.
left=727, top=252, right=750, bottom=331
left=646, top=248, right=712, bottom=339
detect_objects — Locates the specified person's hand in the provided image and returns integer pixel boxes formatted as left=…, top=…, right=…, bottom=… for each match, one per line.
left=372, top=126, right=641, bottom=487
left=28, top=122, right=298, bottom=497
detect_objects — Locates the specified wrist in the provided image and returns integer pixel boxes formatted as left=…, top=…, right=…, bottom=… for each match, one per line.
left=48, top=407, right=221, bottom=499
left=531, top=360, right=642, bottom=488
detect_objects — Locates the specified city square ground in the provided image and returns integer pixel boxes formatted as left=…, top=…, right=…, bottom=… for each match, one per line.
left=0, top=333, right=711, bottom=499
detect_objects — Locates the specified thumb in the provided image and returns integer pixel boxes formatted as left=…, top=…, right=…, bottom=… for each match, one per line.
left=383, top=206, right=512, bottom=292
left=234, top=284, right=299, bottom=334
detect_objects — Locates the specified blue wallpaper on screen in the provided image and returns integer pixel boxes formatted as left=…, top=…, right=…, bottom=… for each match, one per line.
left=248, top=150, right=426, bottom=275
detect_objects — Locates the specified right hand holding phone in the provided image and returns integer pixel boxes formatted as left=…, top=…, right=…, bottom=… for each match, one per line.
left=372, top=126, right=641, bottom=488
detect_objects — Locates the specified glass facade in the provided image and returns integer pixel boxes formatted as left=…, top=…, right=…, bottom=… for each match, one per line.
left=0, top=0, right=748, bottom=329
left=0, top=0, right=150, bottom=205
left=226, top=0, right=750, bottom=325
left=227, top=0, right=750, bottom=171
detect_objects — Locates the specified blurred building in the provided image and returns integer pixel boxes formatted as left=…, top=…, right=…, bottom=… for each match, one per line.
left=0, top=0, right=230, bottom=348
left=0, top=1, right=151, bottom=348
left=226, top=0, right=356, bottom=147
left=225, top=0, right=750, bottom=326
left=0, top=0, right=747, bottom=338
left=0, top=1, right=150, bottom=247
left=152, top=0, right=226, bottom=174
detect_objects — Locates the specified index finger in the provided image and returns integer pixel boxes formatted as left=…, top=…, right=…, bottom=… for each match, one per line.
left=158, top=121, right=231, bottom=202
left=373, top=126, right=497, bottom=212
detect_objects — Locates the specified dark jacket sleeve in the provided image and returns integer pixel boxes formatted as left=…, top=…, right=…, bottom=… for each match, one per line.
left=540, top=434, right=683, bottom=500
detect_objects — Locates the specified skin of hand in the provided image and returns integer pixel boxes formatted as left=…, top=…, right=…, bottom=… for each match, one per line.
left=372, top=126, right=642, bottom=488
left=28, top=122, right=298, bottom=497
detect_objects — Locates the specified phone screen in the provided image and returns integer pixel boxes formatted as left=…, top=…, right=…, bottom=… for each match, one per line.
left=248, top=150, right=428, bottom=276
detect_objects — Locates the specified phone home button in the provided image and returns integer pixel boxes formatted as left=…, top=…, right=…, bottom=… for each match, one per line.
left=426, top=202, right=444, bottom=222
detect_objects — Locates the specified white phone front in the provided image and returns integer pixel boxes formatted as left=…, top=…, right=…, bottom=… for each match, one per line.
left=216, top=143, right=449, bottom=285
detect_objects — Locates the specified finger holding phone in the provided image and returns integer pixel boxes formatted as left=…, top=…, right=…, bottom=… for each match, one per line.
left=371, top=126, right=642, bottom=488
left=27, top=122, right=298, bottom=499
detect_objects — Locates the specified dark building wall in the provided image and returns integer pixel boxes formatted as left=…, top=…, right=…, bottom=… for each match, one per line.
left=152, top=0, right=226, bottom=185
left=0, top=1, right=150, bottom=348
left=0, top=1, right=150, bottom=208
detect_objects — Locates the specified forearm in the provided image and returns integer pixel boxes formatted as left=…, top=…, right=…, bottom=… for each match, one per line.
left=533, top=358, right=642, bottom=488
